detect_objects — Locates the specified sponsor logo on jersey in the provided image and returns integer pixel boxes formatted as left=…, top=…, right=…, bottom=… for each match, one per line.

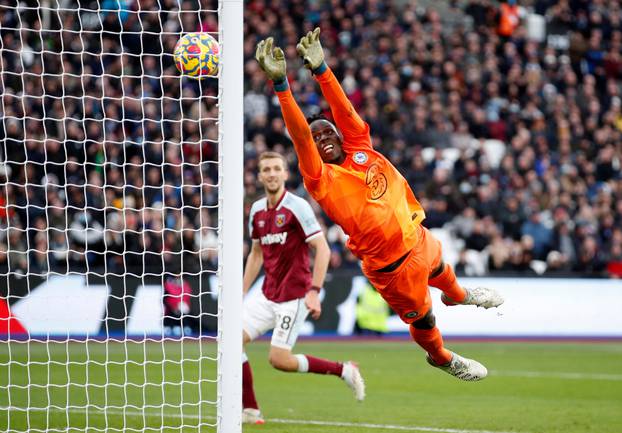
left=353, top=151, right=368, bottom=164
left=275, top=214, right=286, bottom=227
left=260, top=232, right=288, bottom=245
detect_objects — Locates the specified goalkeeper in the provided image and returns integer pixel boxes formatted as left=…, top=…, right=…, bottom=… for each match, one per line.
left=241, top=151, right=365, bottom=425
left=255, top=29, right=504, bottom=381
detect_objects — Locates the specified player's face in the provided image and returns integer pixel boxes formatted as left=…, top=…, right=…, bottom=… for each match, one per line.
left=310, top=120, right=344, bottom=164
left=258, top=157, right=288, bottom=194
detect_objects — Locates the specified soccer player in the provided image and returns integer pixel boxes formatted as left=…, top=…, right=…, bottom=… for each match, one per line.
left=255, top=30, right=504, bottom=382
left=242, top=151, right=366, bottom=425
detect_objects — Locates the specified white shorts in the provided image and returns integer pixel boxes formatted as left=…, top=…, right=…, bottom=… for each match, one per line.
left=243, top=291, right=309, bottom=350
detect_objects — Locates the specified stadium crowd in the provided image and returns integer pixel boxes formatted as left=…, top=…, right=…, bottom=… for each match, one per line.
left=243, top=0, right=622, bottom=278
left=0, top=0, right=621, bottom=279
left=0, top=0, right=221, bottom=276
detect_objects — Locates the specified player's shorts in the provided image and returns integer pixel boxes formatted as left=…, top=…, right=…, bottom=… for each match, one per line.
left=243, top=290, right=309, bottom=350
left=362, top=225, right=442, bottom=324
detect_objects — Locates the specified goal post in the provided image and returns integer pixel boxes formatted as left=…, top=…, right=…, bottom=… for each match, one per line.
left=0, top=1, right=243, bottom=432
left=217, top=0, right=243, bottom=432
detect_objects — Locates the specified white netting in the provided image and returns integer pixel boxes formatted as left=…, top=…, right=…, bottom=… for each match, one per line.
left=0, top=1, right=226, bottom=431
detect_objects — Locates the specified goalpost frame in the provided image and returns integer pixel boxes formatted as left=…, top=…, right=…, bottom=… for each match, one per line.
left=217, top=1, right=244, bottom=432
left=0, top=1, right=244, bottom=431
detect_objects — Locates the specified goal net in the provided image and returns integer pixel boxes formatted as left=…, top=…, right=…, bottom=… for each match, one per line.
left=0, top=1, right=242, bottom=432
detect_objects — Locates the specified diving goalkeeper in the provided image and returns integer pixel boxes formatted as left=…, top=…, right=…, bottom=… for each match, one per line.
left=255, top=29, right=504, bottom=381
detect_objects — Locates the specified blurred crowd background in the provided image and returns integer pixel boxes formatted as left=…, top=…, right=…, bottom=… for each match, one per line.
left=1, top=0, right=621, bottom=279
left=243, top=0, right=622, bottom=278
left=1, top=0, right=221, bottom=277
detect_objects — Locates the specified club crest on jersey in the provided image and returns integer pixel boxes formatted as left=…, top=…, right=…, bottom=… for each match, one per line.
left=353, top=151, right=368, bottom=164
left=275, top=214, right=286, bottom=227
left=365, top=162, right=388, bottom=200
left=258, top=220, right=265, bottom=228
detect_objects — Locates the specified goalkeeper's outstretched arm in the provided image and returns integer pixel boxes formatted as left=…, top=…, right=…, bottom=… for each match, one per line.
left=297, top=28, right=368, bottom=141
left=255, top=38, right=323, bottom=179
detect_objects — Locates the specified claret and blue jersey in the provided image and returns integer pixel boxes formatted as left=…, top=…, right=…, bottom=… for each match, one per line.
left=248, top=190, right=323, bottom=303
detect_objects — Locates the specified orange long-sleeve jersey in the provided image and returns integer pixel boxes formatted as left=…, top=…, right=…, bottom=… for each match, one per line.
left=276, top=67, right=425, bottom=270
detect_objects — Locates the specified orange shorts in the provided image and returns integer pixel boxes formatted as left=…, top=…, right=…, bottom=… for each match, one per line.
left=362, top=225, right=442, bottom=324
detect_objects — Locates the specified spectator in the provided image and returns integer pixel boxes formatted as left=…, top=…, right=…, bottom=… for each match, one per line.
left=162, top=275, right=194, bottom=336
left=355, top=283, right=390, bottom=336
left=497, top=1, right=522, bottom=39
left=465, top=219, right=491, bottom=252
left=521, top=210, right=553, bottom=260
left=574, top=236, right=608, bottom=275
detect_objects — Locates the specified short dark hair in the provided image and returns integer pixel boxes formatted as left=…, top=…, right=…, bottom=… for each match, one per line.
left=306, top=112, right=332, bottom=126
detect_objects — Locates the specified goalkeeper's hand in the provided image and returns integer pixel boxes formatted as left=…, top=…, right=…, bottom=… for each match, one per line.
left=255, top=37, right=286, bottom=83
left=296, top=27, right=324, bottom=71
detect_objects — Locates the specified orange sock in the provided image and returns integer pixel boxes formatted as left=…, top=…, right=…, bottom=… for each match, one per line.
left=409, top=325, right=452, bottom=365
left=428, top=263, right=466, bottom=303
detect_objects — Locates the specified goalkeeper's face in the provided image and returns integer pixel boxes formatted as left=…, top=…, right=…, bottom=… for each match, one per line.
left=258, top=157, right=288, bottom=195
left=310, top=120, right=345, bottom=164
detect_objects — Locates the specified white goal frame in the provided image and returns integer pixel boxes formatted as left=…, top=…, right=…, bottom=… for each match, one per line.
left=0, top=0, right=244, bottom=431
left=217, top=1, right=243, bottom=432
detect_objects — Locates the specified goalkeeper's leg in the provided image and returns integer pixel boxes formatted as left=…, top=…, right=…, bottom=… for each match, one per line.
left=421, top=227, right=468, bottom=303
left=410, top=310, right=488, bottom=381
left=425, top=229, right=503, bottom=309
left=428, top=261, right=468, bottom=304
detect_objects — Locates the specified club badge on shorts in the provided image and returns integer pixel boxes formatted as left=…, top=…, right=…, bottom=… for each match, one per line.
left=404, top=311, right=418, bottom=319
left=353, top=151, right=368, bottom=164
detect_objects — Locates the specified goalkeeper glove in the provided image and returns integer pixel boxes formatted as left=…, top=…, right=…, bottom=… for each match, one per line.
left=255, top=37, right=287, bottom=85
left=296, top=27, right=326, bottom=73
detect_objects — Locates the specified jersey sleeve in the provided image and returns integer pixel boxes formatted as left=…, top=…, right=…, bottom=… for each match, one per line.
left=275, top=85, right=324, bottom=180
left=248, top=201, right=260, bottom=240
left=314, top=67, right=371, bottom=150
left=289, top=196, right=323, bottom=240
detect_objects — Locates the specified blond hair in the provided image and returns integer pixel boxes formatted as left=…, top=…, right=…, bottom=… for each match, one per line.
left=258, top=151, right=287, bottom=167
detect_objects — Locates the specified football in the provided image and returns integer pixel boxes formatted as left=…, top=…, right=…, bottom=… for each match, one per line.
left=174, top=32, right=219, bottom=78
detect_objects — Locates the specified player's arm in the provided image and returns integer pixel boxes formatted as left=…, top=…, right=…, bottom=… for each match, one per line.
left=276, top=88, right=324, bottom=179
left=308, top=233, right=330, bottom=290
left=305, top=234, right=330, bottom=320
left=294, top=197, right=330, bottom=320
left=243, top=240, right=263, bottom=295
left=255, top=38, right=323, bottom=179
left=297, top=28, right=369, bottom=143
